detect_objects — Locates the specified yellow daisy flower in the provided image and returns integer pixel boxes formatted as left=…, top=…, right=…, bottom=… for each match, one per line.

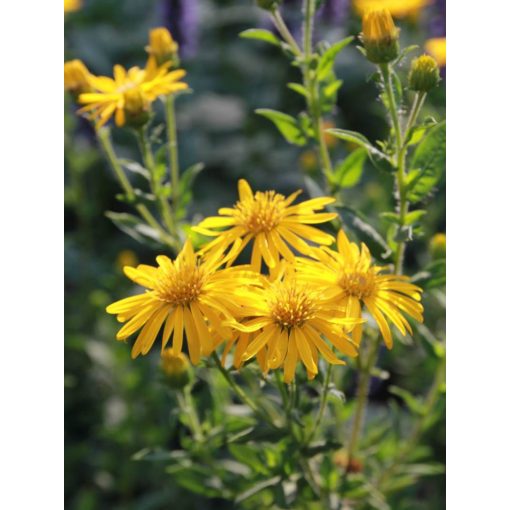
left=353, top=0, right=431, bottom=19
left=64, top=59, right=92, bottom=95
left=225, top=267, right=360, bottom=383
left=64, top=0, right=81, bottom=13
left=106, top=241, right=261, bottom=362
left=78, top=59, right=187, bottom=128
left=297, top=230, right=424, bottom=349
left=192, top=179, right=338, bottom=271
left=425, top=37, right=446, bottom=68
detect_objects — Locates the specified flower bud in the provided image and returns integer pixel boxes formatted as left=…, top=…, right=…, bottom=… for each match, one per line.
left=256, top=0, right=281, bottom=10
left=64, top=59, right=92, bottom=96
left=146, top=27, right=179, bottom=67
left=429, top=233, right=446, bottom=260
left=361, top=9, right=400, bottom=64
left=409, top=54, right=440, bottom=92
left=123, top=88, right=150, bottom=128
left=161, top=349, right=191, bottom=389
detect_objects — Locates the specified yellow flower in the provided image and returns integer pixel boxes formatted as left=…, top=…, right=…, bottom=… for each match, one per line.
left=361, top=9, right=400, bottom=64
left=147, top=27, right=179, bottom=66
left=300, top=150, right=319, bottom=173
left=226, top=268, right=360, bottom=383
left=64, top=59, right=92, bottom=95
left=409, top=54, right=440, bottom=92
left=297, top=230, right=424, bottom=349
left=106, top=241, right=260, bottom=362
left=161, top=349, right=191, bottom=388
left=116, top=250, right=139, bottom=270
left=429, top=233, right=446, bottom=260
left=192, top=179, right=337, bottom=271
left=78, top=61, right=187, bottom=128
left=354, top=0, right=431, bottom=19
left=64, top=0, right=81, bottom=13
left=425, top=37, right=446, bottom=68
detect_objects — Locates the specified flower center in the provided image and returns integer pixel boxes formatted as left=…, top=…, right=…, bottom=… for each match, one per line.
left=235, top=191, right=285, bottom=234
left=339, top=271, right=375, bottom=299
left=270, top=283, right=316, bottom=329
left=154, top=265, right=204, bottom=306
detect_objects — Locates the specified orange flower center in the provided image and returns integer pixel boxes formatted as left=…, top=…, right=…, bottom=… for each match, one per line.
left=234, top=191, right=285, bottom=234
left=339, top=271, right=375, bottom=299
left=154, top=265, right=204, bottom=306
left=269, top=283, right=316, bottom=329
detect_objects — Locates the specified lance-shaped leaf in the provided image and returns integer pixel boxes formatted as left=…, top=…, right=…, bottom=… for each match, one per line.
left=256, top=109, right=307, bottom=146
left=239, top=29, right=281, bottom=46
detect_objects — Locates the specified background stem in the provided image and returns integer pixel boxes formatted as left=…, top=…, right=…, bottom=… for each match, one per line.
left=165, top=96, right=180, bottom=209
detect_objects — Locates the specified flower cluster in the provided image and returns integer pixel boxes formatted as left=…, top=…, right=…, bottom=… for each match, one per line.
left=107, top=179, right=424, bottom=382
left=64, top=27, right=188, bottom=128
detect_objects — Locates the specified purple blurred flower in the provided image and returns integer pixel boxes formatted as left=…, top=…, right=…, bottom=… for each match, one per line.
left=317, top=0, right=350, bottom=26
left=158, top=0, right=199, bottom=58
left=430, top=0, right=446, bottom=37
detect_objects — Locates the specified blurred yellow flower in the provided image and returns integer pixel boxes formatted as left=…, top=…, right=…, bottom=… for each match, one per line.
left=322, top=121, right=339, bottom=149
left=78, top=61, right=187, bottom=128
left=429, top=233, right=446, bottom=259
left=299, top=151, right=319, bottom=173
left=425, top=37, right=446, bottom=68
left=354, top=0, right=431, bottom=18
left=297, top=230, right=424, bottom=348
left=106, top=241, right=261, bottom=362
left=161, top=349, right=191, bottom=388
left=193, top=179, right=337, bottom=272
left=64, top=0, right=81, bottom=13
left=147, top=27, right=179, bottom=66
left=226, top=268, right=360, bottom=383
left=116, top=250, right=139, bottom=270
left=64, top=59, right=92, bottom=95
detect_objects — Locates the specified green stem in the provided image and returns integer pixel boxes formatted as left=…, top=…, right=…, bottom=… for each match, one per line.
left=136, top=127, right=177, bottom=238
left=271, top=9, right=301, bottom=56
left=377, top=357, right=445, bottom=488
left=306, top=364, right=333, bottom=445
left=345, top=336, right=380, bottom=471
left=165, top=96, right=180, bottom=208
left=96, top=127, right=177, bottom=249
left=404, top=91, right=427, bottom=143
left=380, top=63, right=403, bottom=152
left=177, top=387, right=204, bottom=442
left=302, top=0, right=335, bottom=186
left=212, top=352, right=277, bottom=428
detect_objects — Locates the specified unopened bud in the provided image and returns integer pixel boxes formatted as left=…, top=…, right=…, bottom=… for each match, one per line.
left=146, top=27, right=179, bottom=67
left=256, top=0, right=281, bottom=11
left=161, top=349, right=191, bottom=389
left=361, top=9, right=400, bottom=64
left=429, top=233, right=446, bottom=260
left=409, top=54, right=440, bottom=92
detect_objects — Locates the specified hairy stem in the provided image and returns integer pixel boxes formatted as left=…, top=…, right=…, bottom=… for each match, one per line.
left=306, top=364, right=333, bottom=445
left=165, top=96, right=180, bottom=209
left=96, top=127, right=177, bottom=249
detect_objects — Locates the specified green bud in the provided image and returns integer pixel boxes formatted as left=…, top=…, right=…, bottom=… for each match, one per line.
left=256, top=0, right=281, bottom=11
left=161, top=350, right=192, bottom=389
left=409, top=55, right=440, bottom=92
left=429, top=233, right=446, bottom=260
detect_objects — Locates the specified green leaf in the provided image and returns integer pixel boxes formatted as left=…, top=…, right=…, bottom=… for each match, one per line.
left=380, top=212, right=400, bottom=224
left=407, top=122, right=446, bottom=202
left=118, top=159, right=150, bottom=180
left=105, top=211, right=162, bottom=247
left=404, top=209, right=427, bottom=225
left=332, top=148, right=366, bottom=188
left=388, top=386, right=426, bottom=415
left=256, top=108, right=307, bottom=146
left=239, top=29, right=281, bottom=47
left=394, top=44, right=419, bottom=67
left=235, top=476, right=282, bottom=504
left=287, top=82, right=310, bottom=99
left=323, top=79, right=343, bottom=100
left=326, top=128, right=393, bottom=172
left=338, top=206, right=392, bottom=260
left=412, top=259, right=446, bottom=289
left=317, top=37, right=354, bottom=81
left=179, top=162, right=205, bottom=194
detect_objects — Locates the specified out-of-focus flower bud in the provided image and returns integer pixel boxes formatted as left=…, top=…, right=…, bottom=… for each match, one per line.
left=361, top=9, right=400, bottom=64
left=333, top=449, right=364, bottom=473
left=256, top=0, right=281, bottom=11
left=146, top=27, right=179, bottom=67
left=429, top=233, right=446, bottom=260
left=123, top=88, right=151, bottom=128
left=116, top=250, right=139, bottom=271
left=409, top=54, right=440, bottom=92
left=161, top=349, right=191, bottom=389
left=64, top=59, right=92, bottom=96
left=300, top=150, right=319, bottom=173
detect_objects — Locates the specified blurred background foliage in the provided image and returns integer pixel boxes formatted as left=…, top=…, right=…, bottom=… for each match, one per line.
left=64, top=1, right=445, bottom=508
